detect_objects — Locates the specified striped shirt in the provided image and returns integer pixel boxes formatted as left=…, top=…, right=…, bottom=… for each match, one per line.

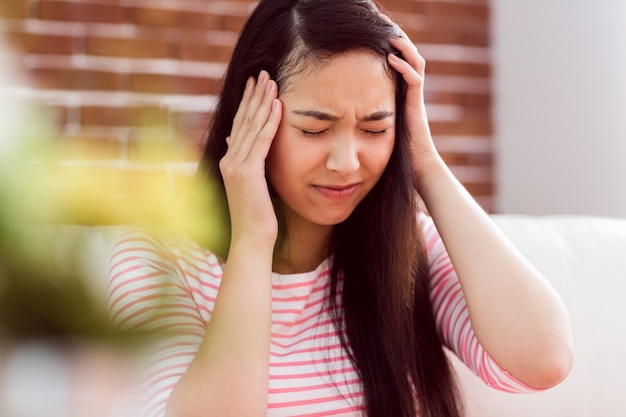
left=108, top=214, right=535, bottom=417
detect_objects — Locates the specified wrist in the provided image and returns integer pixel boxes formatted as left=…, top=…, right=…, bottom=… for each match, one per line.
left=229, top=234, right=276, bottom=256
left=229, top=222, right=278, bottom=249
left=412, top=152, right=447, bottom=194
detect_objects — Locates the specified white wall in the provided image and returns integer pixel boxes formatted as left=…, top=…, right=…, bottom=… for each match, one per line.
left=492, top=0, right=626, bottom=217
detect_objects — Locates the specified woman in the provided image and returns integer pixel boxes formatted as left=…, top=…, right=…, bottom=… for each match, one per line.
left=108, top=0, right=573, bottom=416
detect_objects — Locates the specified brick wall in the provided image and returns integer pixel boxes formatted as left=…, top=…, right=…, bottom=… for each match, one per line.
left=0, top=0, right=494, bottom=222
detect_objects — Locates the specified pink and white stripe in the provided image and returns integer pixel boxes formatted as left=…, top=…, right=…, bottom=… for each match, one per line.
left=108, top=215, right=535, bottom=417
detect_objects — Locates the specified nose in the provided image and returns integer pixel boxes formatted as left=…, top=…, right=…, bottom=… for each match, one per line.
left=325, top=135, right=360, bottom=175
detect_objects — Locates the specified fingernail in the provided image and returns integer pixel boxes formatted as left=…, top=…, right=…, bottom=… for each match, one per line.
left=379, top=14, right=392, bottom=23
left=266, top=80, right=274, bottom=94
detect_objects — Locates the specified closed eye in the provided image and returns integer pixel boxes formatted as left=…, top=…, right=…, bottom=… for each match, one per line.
left=301, top=129, right=328, bottom=137
left=363, top=129, right=389, bottom=136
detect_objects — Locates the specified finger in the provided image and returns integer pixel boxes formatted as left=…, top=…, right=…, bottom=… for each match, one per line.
left=230, top=70, right=268, bottom=142
left=248, top=96, right=282, bottom=162
left=230, top=76, right=256, bottom=140
left=388, top=53, right=423, bottom=89
left=389, top=36, right=425, bottom=76
left=235, top=71, right=270, bottom=139
left=229, top=77, right=279, bottom=161
left=228, top=71, right=271, bottom=159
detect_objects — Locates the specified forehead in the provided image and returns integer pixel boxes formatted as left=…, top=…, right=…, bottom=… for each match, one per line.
left=278, top=51, right=395, bottom=111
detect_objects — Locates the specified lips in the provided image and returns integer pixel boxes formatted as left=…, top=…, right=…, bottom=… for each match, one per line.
left=313, top=183, right=361, bottom=200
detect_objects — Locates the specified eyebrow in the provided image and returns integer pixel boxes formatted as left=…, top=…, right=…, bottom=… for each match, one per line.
left=292, top=110, right=394, bottom=122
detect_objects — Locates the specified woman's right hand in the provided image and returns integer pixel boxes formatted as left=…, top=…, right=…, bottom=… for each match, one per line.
left=166, top=72, right=282, bottom=417
left=219, top=70, right=283, bottom=245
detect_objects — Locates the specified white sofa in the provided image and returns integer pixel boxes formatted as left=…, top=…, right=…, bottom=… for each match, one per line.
left=3, top=214, right=626, bottom=416
left=456, top=215, right=626, bottom=417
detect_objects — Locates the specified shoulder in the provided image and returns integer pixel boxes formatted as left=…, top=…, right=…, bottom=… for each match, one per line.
left=109, top=228, right=172, bottom=266
left=108, top=226, right=223, bottom=304
left=107, top=226, right=224, bottom=327
left=110, top=226, right=221, bottom=273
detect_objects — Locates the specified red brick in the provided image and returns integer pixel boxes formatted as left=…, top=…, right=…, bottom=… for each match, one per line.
left=412, top=1, right=488, bottom=20
left=28, top=67, right=121, bottom=91
left=426, top=61, right=490, bottom=78
left=406, top=28, right=454, bottom=45
left=400, top=16, right=490, bottom=47
left=173, top=108, right=209, bottom=126
left=181, top=10, right=222, bottom=31
left=9, top=0, right=495, bottom=205
left=129, top=72, right=220, bottom=95
left=86, top=34, right=170, bottom=59
left=438, top=150, right=493, bottom=167
left=176, top=30, right=236, bottom=62
left=133, top=6, right=220, bottom=31
left=80, top=105, right=126, bottom=127
left=79, top=0, right=128, bottom=4
left=0, top=0, right=28, bottom=19
left=178, top=41, right=233, bottom=63
left=176, top=111, right=213, bottom=148
left=462, top=181, right=494, bottom=197
left=430, top=120, right=492, bottom=136
left=220, top=13, right=248, bottom=32
left=425, top=91, right=491, bottom=109
left=56, top=134, right=124, bottom=160
left=405, top=28, right=482, bottom=46
left=465, top=92, right=491, bottom=108
left=126, top=135, right=199, bottom=163
left=3, top=30, right=74, bottom=55
left=81, top=105, right=165, bottom=127
left=170, top=109, right=210, bottom=136
left=208, top=1, right=252, bottom=31
left=169, top=127, right=206, bottom=149
left=39, top=0, right=128, bottom=23
left=379, top=0, right=413, bottom=14
left=133, top=5, right=184, bottom=28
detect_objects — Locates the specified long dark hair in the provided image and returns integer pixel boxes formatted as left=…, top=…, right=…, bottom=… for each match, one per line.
left=199, top=1, right=462, bottom=416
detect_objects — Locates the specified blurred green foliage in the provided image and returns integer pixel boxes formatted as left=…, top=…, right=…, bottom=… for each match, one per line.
left=0, top=42, right=224, bottom=343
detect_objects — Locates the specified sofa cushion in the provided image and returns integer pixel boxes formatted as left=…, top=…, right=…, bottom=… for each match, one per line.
left=455, top=215, right=626, bottom=417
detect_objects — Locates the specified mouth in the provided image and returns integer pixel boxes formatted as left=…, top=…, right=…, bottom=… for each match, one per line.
left=312, top=183, right=361, bottom=200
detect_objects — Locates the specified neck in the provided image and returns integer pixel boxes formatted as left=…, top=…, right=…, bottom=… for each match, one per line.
left=273, top=222, right=333, bottom=274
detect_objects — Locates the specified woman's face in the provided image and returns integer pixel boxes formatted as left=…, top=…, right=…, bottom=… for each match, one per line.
left=266, top=50, right=396, bottom=234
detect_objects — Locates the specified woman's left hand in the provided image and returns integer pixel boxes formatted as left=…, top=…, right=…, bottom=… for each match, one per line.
left=386, top=31, right=442, bottom=190
left=384, top=18, right=574, bottom=390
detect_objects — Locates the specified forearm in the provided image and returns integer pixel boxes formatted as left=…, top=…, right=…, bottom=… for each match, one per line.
left=416, top=157, right=573, bottom=388
left=165, top=238, right=274, bottom=417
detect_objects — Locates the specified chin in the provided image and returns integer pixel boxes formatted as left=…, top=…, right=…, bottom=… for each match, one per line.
left=313, top=211, right=354, bottom=226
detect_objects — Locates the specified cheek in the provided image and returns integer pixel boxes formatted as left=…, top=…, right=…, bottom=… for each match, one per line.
left=369, top=137, right=396, bottom=173
left=267, top=126, right=321, bottom=174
